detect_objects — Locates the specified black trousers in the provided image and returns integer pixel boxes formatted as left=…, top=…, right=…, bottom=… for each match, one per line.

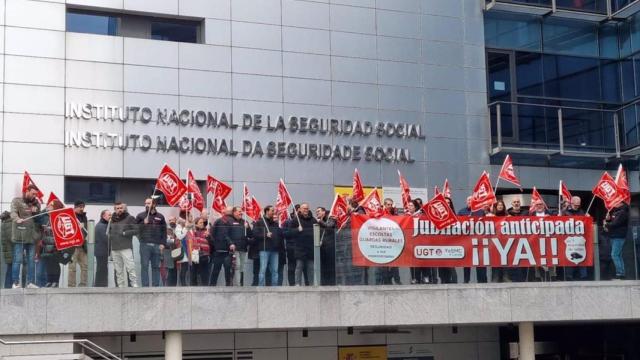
left=464, top=267, right=487, bottom=283
left=320, top=244, right=336, bottom=286
left=94, top=255, right=108, bottom=287
left=286, top=247, right=296, bottom=286
left=209, top=252, right=232, bottom=286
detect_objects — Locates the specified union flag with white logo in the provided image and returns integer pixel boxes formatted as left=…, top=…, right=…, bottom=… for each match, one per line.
left=207, top=175, right=232, bottom=215
left=498, top=154, right=521, bottom=187
left=398, top=170, right=412, bottom=214
left=50, top=208, right=84, bottom=250
left=422, top=193, right=458, bottom=230
left=614, top=164, right=631, bottom=205
left=155, top=164, right=188, bottom=207
left=359, top=187, right=384, bottom=218
left=329, top=193, right=349, bottom=229
left=352, top=169, right=365, bottom=203
left=529, top=186, right=547, bottom=212
left=470, top=171, right=497, bottom=212
left=593, top=172, right=624, bottom=210
left=442, top=179, right=452, bottom=199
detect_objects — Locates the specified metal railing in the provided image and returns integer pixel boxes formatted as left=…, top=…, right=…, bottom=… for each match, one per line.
left=0, top=337, right=122, bottom=360
left=485, top=0, right=640, bottom=19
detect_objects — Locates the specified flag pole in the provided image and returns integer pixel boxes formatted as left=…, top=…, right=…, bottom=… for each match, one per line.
left=261, top=214, right=271, bottom=235
left=145, top=187, right=157, bottom=221
left=585, top=195, right=596, bottom=215
left=494, top=177, right=500, bottom=195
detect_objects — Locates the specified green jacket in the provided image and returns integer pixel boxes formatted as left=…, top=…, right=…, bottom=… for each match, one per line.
left=1, top=219, right=12, bottom=263
left=10, top=196, right=40, bottom=244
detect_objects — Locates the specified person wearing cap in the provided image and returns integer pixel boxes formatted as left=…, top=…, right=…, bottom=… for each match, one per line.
left=68, top=200, right=89, bottom=287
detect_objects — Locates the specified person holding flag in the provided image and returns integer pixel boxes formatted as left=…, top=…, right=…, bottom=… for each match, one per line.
left=37, top=198, right=66, bottom=288
left=108, top=202, right=139, bottom=287
left=9, top=184, right=42, bottom=288
left=289, top=203, right=317, bottom=286
left=316, top=206, right=337, bottom=286
left=603, top=200, right=629, bottom=280
left=208, top=206, right=234, bottom=286
left=218, top=206, right=252, bottom=286
left=135, top=197, right=167, bottom=287
left=252, top=205, right=284, bottom=286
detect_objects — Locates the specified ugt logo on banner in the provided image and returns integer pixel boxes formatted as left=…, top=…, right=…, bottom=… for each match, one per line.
left=51, top=208, right=84, bottom=250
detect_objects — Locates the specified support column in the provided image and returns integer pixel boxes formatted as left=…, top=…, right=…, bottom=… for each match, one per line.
left=165, top=331, right=182, bottom=360
left=518, top=322, right=534, bottom=360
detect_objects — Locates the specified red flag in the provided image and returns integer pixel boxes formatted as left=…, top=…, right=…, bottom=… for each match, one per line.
left=398, top=170, right=412, bottom=214
left=179, top=196, right=192, bottom=212
left=434, top=186, right=441, bottom=196
left=329, top=194, right=349, bottom=230
left=498, top=155, right=521, bottom=187
left=46, top=192, right=62, bottom=207
left=359, top=187, right=384, bottom=218
left=247, top=196, right=262, bottom=222
left=615, top=164, right=631, bottom=205
left=50, top=208, right=84, bottom=250
left=593, top=172, right=624, bottom=210
left=275, top=179, right=293, bottom=225
left=529, top=187, right=547, bottom=212
left=22, top=171, right=44, bottom=201
left=352, top=169, right=365, bottom=203
left=185, top=170, right=204, bottom=212
left=242, top=184, right=253, bottom=216
left=442, top=179, right=452, bottom=199
left=207, top=175, right=232, bottom=215
left=470, top=171, right=497, bottom=212
left=422, top=193, right=458, bottom=230
left=155, top=164, right=188, bottom=207
left=559, top=180, right=572, bottom=204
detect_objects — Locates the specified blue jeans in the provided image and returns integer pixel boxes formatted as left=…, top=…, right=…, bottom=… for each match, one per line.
left=12, top=243, right=35, bottom=285
left=611, top=237, right=626, bottom=277
left=140, top=243, right=162, bottom=287
left=4, top=264, right=12, bottom=288
left=36, top=259, right=47, bottom=287
left=259, top=251, right=279, bottom=286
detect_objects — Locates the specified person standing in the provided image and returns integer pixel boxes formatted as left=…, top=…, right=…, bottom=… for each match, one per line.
left=1, top=211, right=13, bottom=288
left=381, top=198, right=402, bottom=285
left=531, top=201, right=556, bottom=281
left=94, top=209, right=111, bottom=287
left=208, top=207, right=235, bottom=286
left=218, top=206, right=251, bottom=286
left=164, top=216, right=179, bottom=286
left=10, top=185, right=41, bottom=288
left=108, top=202, right=138, bottom=288
left=39, top=199, right=65, bottom=287
left=185, top=217, right=211, bottom=286
left=290, top=203, right=317, bottom=286
left=253, top=206, right=283, bottom=286
left=604, top=201, right=629, bottom=280
left=135, top=198, right=167, bottom=287
left=563, top=196, right=588, bottom=281
left=68, top=201, right=89, bottom=287
left=458, top=196, right=487, bottom=284
left=316, top=206, right=336, bottom=286
left=438, top=197, right=458, bottom=284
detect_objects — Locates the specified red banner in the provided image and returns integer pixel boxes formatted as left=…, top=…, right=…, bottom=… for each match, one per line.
left=351, top=215, right=593, bottom=267
left=50, top=208, right=84, bottom=250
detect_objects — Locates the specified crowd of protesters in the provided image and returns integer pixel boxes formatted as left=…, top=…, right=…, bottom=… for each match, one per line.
left=0, top=185, right=632, bottom=289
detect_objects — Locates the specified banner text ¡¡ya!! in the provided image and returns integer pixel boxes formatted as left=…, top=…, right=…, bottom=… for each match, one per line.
left=351, top=215, right=593, bottom=267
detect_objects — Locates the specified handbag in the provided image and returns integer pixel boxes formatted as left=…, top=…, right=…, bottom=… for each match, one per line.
left=171, top=246, right=184, bottom=261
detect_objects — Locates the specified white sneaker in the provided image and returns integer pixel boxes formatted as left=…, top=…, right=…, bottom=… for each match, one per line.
left=26, top=283, right=39, bottom=289
left=12, top=283, right=21, bottom=289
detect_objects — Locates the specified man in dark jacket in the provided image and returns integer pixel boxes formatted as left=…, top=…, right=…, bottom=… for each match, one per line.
left=316, top=207, right=336, bottom=286
left=604, top=202, right=629, bottom=280
left=283, top=204, right=300, bottom=286
left=290, top=203, right=317, bottom=286
left=135, top=198, right=167, bottom=287
left=68, top=201, right=89, bottom=287
left=253, top=206, right=284, bottom=286
left=222, top=207, right=251, bottom=286
left=208, top=207, right=250, bottom=286
left=94, top=209, right=111, bottom=287
left=1, top=211, right=12, bottom=288
left=108, top=202, right=138, bottom=287
left=563, top=196, right=587, bottom=281
left=458, top=196, right=487, bottom=284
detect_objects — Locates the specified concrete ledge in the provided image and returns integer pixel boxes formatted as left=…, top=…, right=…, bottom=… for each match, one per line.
left=0, top=282, right=639, bottom=335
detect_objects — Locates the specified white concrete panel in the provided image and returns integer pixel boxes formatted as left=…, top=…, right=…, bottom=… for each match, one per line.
left=377, top=36, right=421, bottom=62
left=288, top=347, right=336, bottom=360
left=64, top=147, right=124, bottom=178
left=66, top=33, right=123, bottom=63
left=0, top=0, right=5, bottom=26
left=124, top=65, right=179, bottom=95
left=124, top=37, right=179, bottom=68
left=232, top=48, right=282, bottom=76
left=179, top=43, right=230, bottom=72
left=283, top=78, right=331, bottom=105
left=123, top=93, right=178, bottom=139
left=231, top=0, right=281, bottom=25
left=377, top=0, right=420, bottom=12
left=66, top=0, right=123, bottom=9
left=66, top=88, right=123, bottom=111
left=6, top=0, right=64, bottom=31
left=332, top=82, right=378, bottom=109
left=124, top=0, right=178, bottom=15
left=282, top=0, right=329, bottom=29
left=232, top=22, right=281, bottom=51
left=5, top=56, right=64, bottom=87
left=5, top=27, right=65, bottom=58
left=180, top=0, right=229, bottom=19
left=330, top=4, right=375, bottom=34
left=179, top=70, right=231, bottom=98
left=376, top=10, right=420, bottom=38
left=0, top=27, right=5, bottom=54
left=287, top=330, right=336, bottom=347
left=123, top=149, right=180, bottom=178
left=3, top=142, right=64, bottom=174
left=330, top=31, right=376, bottom=59
left=332, top=0, right=373, bottom=6
left=4, top=84, right=64, bottom=115
left=204, top=19, right=231, bottom=46
left=66, top=60, right=124, bottom=92
left=232, top=74, right=282, bottom=102
left=378, top=61, right=421, bottom=87
left=283, top=52, right=330, bottom=80
left=4, top=113, right=64, bottom=144
left=284, top=27, right=330, bottom=56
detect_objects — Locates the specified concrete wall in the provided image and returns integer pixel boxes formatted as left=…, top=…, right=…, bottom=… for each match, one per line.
left=1, top=282, right=639, bottom=336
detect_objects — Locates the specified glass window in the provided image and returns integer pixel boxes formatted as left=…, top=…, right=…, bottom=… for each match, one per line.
left=620, top=21, right=633, bottom=58
left=66, top=11, right=118, bottom=36
left=516, top=52, right=544, bottom=96
left=543, top=19, right=598, bottom=57
left=600, top=60, right=621, bottom=103
left=484, top=12, right=541, bottom=51
left=65, top=178, right=118, bottom=204
left=631, top=13, right=640, bottom=55
left=151, top=21, right=198, bottom=43
left=621, top=58, right=636, bottom=101
left=555, top=0, right=607, bottom=14
left=599, top=24, right=619, bottom=59
left=543, top=55, right=600, bottom=101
